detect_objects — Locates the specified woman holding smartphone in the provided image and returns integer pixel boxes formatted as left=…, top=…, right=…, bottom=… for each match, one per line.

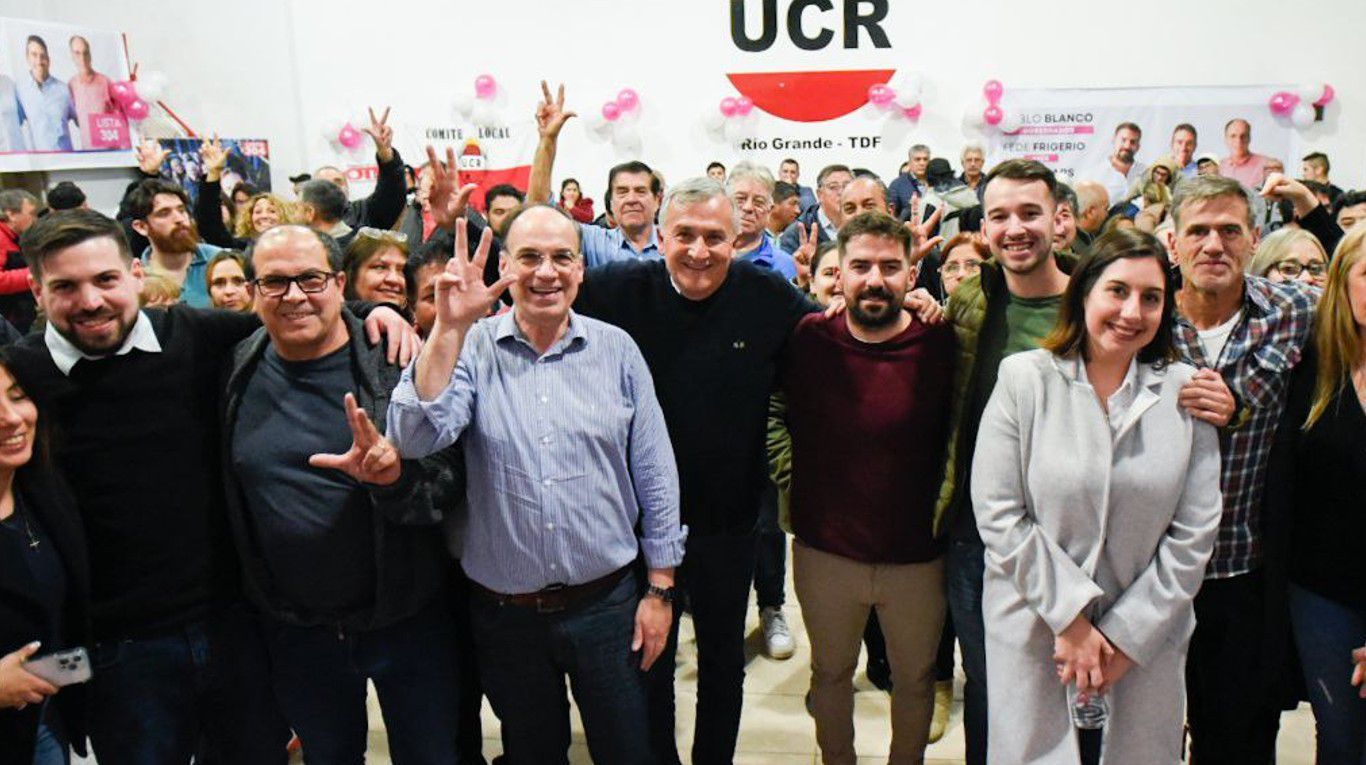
left=0, top=350, right=89, bottom=765
left=971, top=230, right=1223, bottom=763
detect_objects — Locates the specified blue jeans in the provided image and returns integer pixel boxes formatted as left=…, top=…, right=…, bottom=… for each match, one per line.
left=649, top=531, right=756, bottom=765
left=262, top=602, right=461, bottom=765
left=32, top=707, right=68, bottom=765
left=753, top=482, right=786, bottom=611
left=88, top=606, right=289, bottom=765
left=1289, top=584, right=1366, bottom=765
left=471, top=569, right=653, bottom=765
left=947, top=539, right=987, bottom=765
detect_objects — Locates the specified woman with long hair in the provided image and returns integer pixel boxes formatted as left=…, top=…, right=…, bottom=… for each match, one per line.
left=0, top=352, right=89, bottom=765
left=1267, top=223, right=1366, bottom=763
left=972, top=229, right=1223, bottom=763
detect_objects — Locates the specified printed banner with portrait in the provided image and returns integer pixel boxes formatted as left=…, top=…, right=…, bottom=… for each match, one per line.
left=154, top=137, right=271, bottom=208
left=0, top=16, right=137, bottom=172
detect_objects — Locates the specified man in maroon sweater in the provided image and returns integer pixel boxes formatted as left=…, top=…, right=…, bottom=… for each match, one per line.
left=773, top=212, right=956, bottom=764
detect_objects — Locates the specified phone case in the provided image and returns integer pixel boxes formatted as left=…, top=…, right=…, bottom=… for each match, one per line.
left=25, top=647, right=92, bottom=686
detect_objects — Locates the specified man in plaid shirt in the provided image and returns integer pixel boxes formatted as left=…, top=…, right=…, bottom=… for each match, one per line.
left=1166, top=175, right=1318, bottom=765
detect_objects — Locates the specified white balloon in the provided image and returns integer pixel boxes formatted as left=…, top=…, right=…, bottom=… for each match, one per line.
left=617, top=107, right=641, bottom=126
left=612, top=125, right=642, bottom=156
left=999, top=111, right=1022, bottom=134
left=452, top=93, right=474, bottom=120
left=471, top=102, right=498, bottom=129
left=1291, top=102, right=1316, bottom=128
left=740, top=111, right=760, bottom=137
left=880, top=111, right=913, bottom=145
left=902, top=72, right=926, bottom=100
left=137, top=71, right=168, bottom=102
left=1296, top=84, right=1320, bottom=103
left=894, top=96, right=921, bottom=112
left=963, top=109, right=986, bottom=130
left=723, top=118, right=747, bottom=144
left=703, top=109, right=726, bottom=133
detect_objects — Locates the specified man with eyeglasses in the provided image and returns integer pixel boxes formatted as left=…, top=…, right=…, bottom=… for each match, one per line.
left=388, top=205, right=683, bottom=763
left=779, top=164, right=853, bottom=257
left=729, top=161, right=798, bottom=281
left=222, top=225, right=462, bottom=761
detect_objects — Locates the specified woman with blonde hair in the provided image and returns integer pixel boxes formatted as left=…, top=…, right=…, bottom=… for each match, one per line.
left=1266, top=223, right=1366, bottom=763
left=1249, top=227, right=1329, bottom=289
left=195, top=136, right=297, bottom=249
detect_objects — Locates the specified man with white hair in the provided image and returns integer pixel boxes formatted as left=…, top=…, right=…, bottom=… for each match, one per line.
left=728, top=160, right=798, bottom=280
left=1073, top=180, right=1110, bottom=242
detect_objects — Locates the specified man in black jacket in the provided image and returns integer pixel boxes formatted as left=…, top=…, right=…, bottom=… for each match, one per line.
left=9, top=210, right=417, bottom=764
left=223, top=225, right=460, bottom=762
left=313, top=107, right=408, bottom=232
left=778, top=163, right=852, bottom=255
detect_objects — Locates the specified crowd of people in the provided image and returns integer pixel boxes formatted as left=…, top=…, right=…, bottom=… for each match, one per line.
left=0, top=78, right=1363, bottom=765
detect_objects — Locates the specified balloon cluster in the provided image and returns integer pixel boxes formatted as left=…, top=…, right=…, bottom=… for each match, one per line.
left=319, top=115, right=365, bottom=153
left=866, top=71, right=927, bottom=144
left=452, top=73, right=508, bottom=129
left=110, top=70, right=168, bottom=123
left=964, top=79, right=1020, bottom=135
left=586, top=88, right=644, bottom=156
left=1269, top=84, right=1335, bottom=129
left=703, top=94, right=759, bottom=143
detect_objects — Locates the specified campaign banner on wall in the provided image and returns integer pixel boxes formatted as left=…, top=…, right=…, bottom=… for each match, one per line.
left=0, top=16, right=138, bottom=172
left=154, top=137, right=271, bottom=208
left=985, top=85, right=1299, bottom=185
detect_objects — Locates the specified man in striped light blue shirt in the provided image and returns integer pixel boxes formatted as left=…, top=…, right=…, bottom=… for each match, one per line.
left=388, top=204, right=684, bottom=764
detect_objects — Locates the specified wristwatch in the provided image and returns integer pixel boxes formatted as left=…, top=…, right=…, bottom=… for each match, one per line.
left=644, top=584, right=676, bottom=603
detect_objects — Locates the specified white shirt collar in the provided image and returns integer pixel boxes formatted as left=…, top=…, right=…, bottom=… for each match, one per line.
left=44, top=310, right=162, bottom=376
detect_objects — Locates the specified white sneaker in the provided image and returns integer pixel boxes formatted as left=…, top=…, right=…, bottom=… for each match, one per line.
left=761, top=607, right=796, bottom=659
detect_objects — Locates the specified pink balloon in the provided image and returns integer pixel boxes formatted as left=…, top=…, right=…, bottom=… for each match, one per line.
left=719, top=97, right=739, bottom=118
left=867, top=84, right=896, bottom=106
left=735, top=96, right=754, bottom=116
left=983, top=105, right=1004, bottom=126
left=474, top=74, right=497, bottom=100
left=983, top=79, right=1004, bottom=104
left=338, top=123, right=363, bottom=149
left=602, top=102, right=622, bottom=122
left=110, top=80, right=138, bottom=107
left=1268, top=91, right=1299, bottom=117
left=616, top=88, right=639, bottom=112
left=1314, top=83, right=1335, bottom=107
left=902, top=103, right=923, bottom=120
left=124, top=98, right=150, bottom=121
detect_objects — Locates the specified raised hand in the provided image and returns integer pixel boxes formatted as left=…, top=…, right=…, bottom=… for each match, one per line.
left=363, top=106, right=395, bottom=162
left=308, top=393, right=402, bottom=486
left=792, top=221, right=820, bottom=288
left=536, top=80, right=577, bottom=139
left=424, top=146, right=478, bottom=230
left=1259, top=171, right=1319, bottom=219
left=199, top=134, right=227, bottom=182
left=136, top=138, right=169, bottom=176
left=432, top=219, right=517, bottom=333
left=1352, top=645, right=1366, bottom=698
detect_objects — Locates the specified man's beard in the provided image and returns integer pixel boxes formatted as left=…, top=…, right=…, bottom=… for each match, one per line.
left=1117, top=149, right=1135, bottom=163
left=149, top=221, right=200, bottom=253
left=58, top=309, right=134, bottom=356
left=847, top=287, right=902, bottom=328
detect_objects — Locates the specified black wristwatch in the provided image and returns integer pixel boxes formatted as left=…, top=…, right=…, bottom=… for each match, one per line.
left=644, top=584, right=676, bottom=603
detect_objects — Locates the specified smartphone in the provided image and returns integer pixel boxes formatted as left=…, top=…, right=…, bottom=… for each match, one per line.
left=25, top=647, right=92, bottom=687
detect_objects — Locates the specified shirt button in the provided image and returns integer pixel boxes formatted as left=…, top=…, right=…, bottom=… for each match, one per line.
left=539, top=396, right=548, bottom=404
left=541, top=436, right=552, bottom=445
left=542, top=478, right=553, bottom=486
left=546, top=523, right=554, bottom=530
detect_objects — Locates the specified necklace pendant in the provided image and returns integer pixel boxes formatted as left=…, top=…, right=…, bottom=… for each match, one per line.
left=28, top=537, right=39, bottom=550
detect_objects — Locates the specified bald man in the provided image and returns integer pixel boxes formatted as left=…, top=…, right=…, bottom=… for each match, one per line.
left=1220, top=119, right=1274, bottom=190
left=1072, top=180, right=1110, bottom=238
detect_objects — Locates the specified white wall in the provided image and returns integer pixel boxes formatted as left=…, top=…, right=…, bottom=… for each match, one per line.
left=2, top=0, right=1365, bottom=211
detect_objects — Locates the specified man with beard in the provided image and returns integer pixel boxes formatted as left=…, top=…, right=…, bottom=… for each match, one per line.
left=126, top=179, right=220, bottom=307
left=1171, top=123, right=1200, bottom=178
left=771, top=211, right=956, bottom=764
left=1100, top=122, right=1146, bottom=207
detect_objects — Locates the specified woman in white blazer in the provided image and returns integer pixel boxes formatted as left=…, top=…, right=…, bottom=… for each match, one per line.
left=971, top=229, right=1224, bottom=764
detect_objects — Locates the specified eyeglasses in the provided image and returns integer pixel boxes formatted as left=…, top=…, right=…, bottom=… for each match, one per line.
left=512, top=252, right=580, bottom=271
left=942, top=259, right=983, bottom=276
left=252, top=270, right=338, bottom=297
left=1273, top=260, right=1325, bottom=278
left=819, top=181, right=849, bottom=193
left=357, top=226, right=408, bottom=244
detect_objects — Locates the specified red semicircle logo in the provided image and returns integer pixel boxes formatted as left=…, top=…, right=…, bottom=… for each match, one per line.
left=727, top=69, right=895, bottom=123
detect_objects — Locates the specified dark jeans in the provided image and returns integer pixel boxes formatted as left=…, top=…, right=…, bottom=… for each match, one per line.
left=1288, top=584, right=1366, bottom=764
left=649, top=531, right=756, bottom=765
left=262, top=603, right=461, bottom=765
left=449, top=562, right=490, bottom=765
left=753, top=482, right=786, bottom=611
left=88, top=606, right=290, bottom=765
left=946, top=539, right=987, bottom=765
left=471, top=569, right=652, bottom=765
left=935, top=607, right=957, bottom=683
left=1186, top=571, right=1282, bottom=765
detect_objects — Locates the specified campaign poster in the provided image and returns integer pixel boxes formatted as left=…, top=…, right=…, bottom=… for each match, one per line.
left=0, top=16, right=137, bottom=171
left=155, top=137, right=271, bottom=207
left=985, top=85, right=1298, bottom=184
